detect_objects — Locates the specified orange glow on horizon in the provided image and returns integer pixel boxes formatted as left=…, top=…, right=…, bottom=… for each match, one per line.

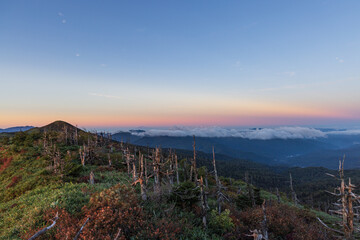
left=0, top=96, right=357, bottom=128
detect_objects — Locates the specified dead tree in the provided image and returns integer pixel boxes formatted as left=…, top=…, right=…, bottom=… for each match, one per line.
left=169, top=153, right=174, bottom=186
left=139, top=152, right=147, bottom=200
left=28, top=212, right=58, bottom=240
left=79, top=145, right=86, bottom=166
left=125, top=148, right=131, bottom=175
left=153, top=147, right=161, bottom=196
left=132, top=152, right=149, bottom=201
left=245, top=172, right=255, bottom=207
left=247, top=229, right=264, bottom=240
left=192, top=136, right=198, bottom=185
left=289, top=173, right=299, bottom=205
left=144, top=155, right=148, bottom=185
left=89, top=171, right=94, bottom=185
left=199, top=177, right=207, bottom=228
left=108, top=153, right=111, bottom=167
left=132, top=161, right=137, bottom=182
left=43, top=131, right=48, bottom=150
left=175, top=154, right=180, bottom=184
left=73, top=218, right=90, bottom=240
left=213, top=147, right=224, bottom=214
left=276, top=187, right=281, bottom=204
left=323, top=157, right=360, bottom=239
left=261, top=200, right=269, bottom=240
left=63, top=125, right=68, bottom=144
left=74, top=125, right=79, bottom=145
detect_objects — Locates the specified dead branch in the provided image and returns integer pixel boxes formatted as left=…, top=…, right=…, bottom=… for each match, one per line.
left=28, top=212, right=59, bottom=240
left=73, top=218, right=90, bottom=240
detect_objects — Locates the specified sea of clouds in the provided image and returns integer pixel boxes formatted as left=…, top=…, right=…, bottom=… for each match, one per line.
left=128, top=126, right=360, bottom=140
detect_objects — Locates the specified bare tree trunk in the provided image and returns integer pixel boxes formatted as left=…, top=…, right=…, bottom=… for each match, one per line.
left=75, top=125, right=78, bottom=145
left=132, top=161, right=137, bottom=182
left=289, top=173, right=298, bottom=205
left=89, top=171, right=94, bottom=185
left=192, top=135, right=198, bottom=185
left=175, top=154, right=180, bottom=184
left=144, top=156, right=148, bottom=185
left=213, top=147, right=223, bottom=214
left=154, top=148, right=161, bottom=196
left=126, top=148, right=131, bottom=175
left=261, top=200, right=269, bottom=240
left=139, top=153, right=147, bottom=201
left=199, top=177, right=207, bottom=228
left=108, top=153, right=111, bottom=167
left=79, top=145, right=86, bottom=166
left=347, top=178, right=354, bottom=237
left=276, top=187, right=281, bottom=204
left=73, top=218, right=90, bottom=240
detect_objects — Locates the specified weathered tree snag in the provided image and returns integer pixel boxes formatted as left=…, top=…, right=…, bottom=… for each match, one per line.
left=132, top=152, right=150, bottom=201
left=114, top=228, right=122, bottom=240
left=289, top=173, right=298, bottom=205
left=43, top=131, right=48, bottom=149
left=169, top=154, right=174, bottom=186
left=276, top=187, right=281, bottom=204
left=73, top=217, right=90, bottom=240
left=28, top=212, right=58, bottom=240
left=79, top=144, right=86, bottom=166
left=75, top=125, right=78, bottom=145
left=144, top=155, right=148, bottom=185
left=153, top=147, right=161, bottom=196
left=245, top=172, right=255, bottom=207
left=189, top=165, right=193, bottom=183
left=213, top=147, right=223, bottom=214
left=89, top=171, right=94, bottom=185
left=199, top=177, right=207, bottom=228
left=247, top=229, right=263, bottom=240
left=108, top=153, right=111, bottom=167
left=324, top=156, right=360, bottom=239
left=125, top=148, right=131, bottom=175
left=139, top=152, right=147, bottom=201
left=261, top=200, right=269, bottom=240
left=192, top=135, right=198, bottom=185
left=132, top=161, right=137, bottom=182
left=175, top=154, right=180, bottom=185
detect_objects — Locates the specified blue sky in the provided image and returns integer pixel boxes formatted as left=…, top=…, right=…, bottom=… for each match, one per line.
left=1, top=1, right=360, bottom=128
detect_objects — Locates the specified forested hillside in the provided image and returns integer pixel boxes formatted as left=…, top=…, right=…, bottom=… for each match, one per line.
left=0, top=121, right=358, bottom=239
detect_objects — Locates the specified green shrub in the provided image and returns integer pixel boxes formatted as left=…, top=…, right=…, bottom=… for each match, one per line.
left=169, top=181, right=200, bottom=209
left=208, top=209, right=234, bottom=235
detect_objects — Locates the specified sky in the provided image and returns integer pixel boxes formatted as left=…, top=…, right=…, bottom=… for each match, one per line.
left=1, top=0, right=360, bottom=129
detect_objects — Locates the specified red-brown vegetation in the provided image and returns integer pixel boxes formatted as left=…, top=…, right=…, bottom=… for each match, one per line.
left=6, top=176, right=22, bottom=189
left=0, top=156, right=13, bottom=172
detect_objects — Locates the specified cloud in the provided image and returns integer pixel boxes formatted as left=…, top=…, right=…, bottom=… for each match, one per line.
left=327, top=129, right=360, bottom=135
left=58, top=12, right=64, bottom=17
left=75, top=53, right=80, bottom=57
left=89, top=92, right=122, bottom=100
left=62, top=19, right=67, bottom=24
left=233, top=61, right=243, bottom=70
left=130, top=126, right=328, bottom=140
left=283, top=71, right=296, bottom=77
left=100, top=64, right=107, bottom=67
left=336, top=57, right=344, bottom=63
left=251, top=78, right=357, bottom=93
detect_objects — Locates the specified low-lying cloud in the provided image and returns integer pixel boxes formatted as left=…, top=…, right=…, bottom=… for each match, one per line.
left=130, top=126, right=330, bottom=140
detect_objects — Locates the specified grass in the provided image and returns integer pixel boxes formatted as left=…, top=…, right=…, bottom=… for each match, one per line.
left=0, top=144, right=130, bottom=239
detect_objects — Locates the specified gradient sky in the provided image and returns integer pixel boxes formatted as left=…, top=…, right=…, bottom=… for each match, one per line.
left=1, top=0, right=360, bottom=128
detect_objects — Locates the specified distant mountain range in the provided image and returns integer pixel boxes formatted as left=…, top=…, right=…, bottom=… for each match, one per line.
left=112, top=128, right=360, bottom=169
left=0, top=126, right=34, bottom=133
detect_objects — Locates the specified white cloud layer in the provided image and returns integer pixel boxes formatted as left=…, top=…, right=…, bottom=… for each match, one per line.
left=131, top=126, right=330, bottom=140
left=327, top=129, right=360, bottom=135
